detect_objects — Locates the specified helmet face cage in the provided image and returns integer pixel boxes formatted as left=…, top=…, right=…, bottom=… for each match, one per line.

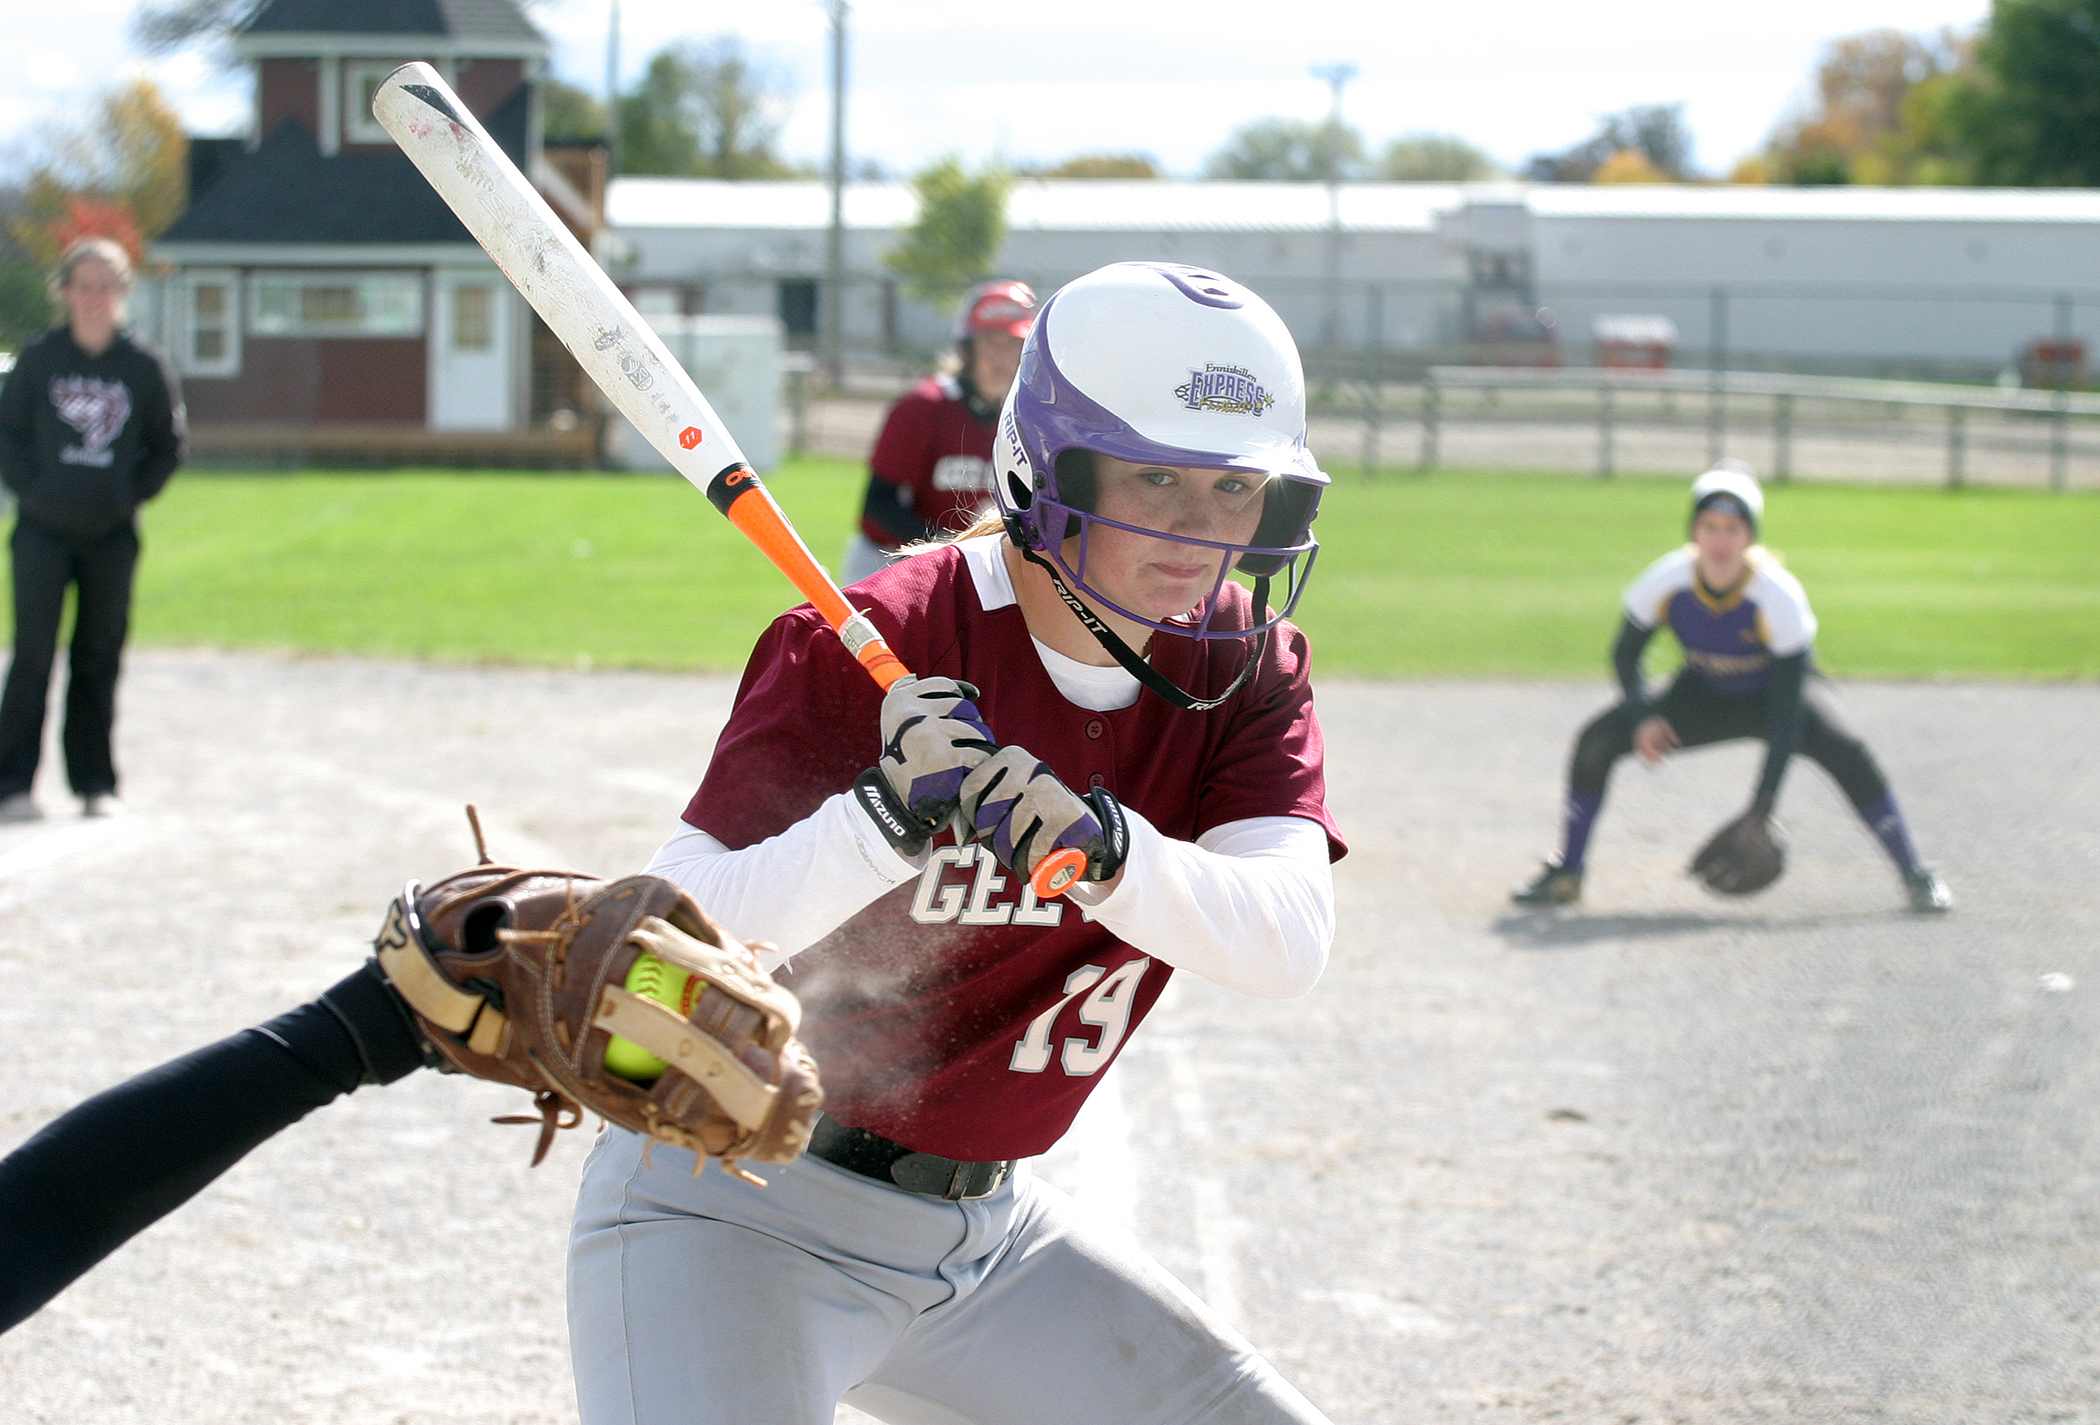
left=1045, top=487, right=1322, bottom=640
left=994, top=270, right=1326, bottom=641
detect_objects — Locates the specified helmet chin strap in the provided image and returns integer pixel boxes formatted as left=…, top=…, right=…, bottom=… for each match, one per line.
left=1008, top=534, right=1269, bottom=714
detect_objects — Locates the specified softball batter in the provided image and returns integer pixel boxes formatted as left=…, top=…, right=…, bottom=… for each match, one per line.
left=1512, top=462, right=1951, bottom=913
left=572, top=261, right=1342, bottom=1424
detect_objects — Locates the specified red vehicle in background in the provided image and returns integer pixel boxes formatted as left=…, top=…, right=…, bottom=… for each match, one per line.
left=1473, top=305, right=1563, bottom=366
left=1593, top=314, right=1679, bottom=369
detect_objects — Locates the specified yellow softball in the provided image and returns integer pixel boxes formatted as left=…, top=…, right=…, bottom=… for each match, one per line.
left=603, top=951, right=699, bottom=1083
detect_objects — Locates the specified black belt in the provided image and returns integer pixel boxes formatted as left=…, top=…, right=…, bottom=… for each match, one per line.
left=805, top=1114, right=1014, bottom=1201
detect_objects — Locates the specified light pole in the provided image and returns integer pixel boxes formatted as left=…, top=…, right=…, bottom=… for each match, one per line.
left=603, top=0, right=620, bottom=174
left=1310, top=63, right=1356, bottom=352
left=824, top=0, right=850, bottom=389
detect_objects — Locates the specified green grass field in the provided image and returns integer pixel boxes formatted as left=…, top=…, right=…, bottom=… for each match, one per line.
left=18, top=459, right=2088, bottom=678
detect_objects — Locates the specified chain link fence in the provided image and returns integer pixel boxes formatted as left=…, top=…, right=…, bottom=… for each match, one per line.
left=1301, top=366, right=2100, bottom=488
left=776, top=270, right=2100, bottom=488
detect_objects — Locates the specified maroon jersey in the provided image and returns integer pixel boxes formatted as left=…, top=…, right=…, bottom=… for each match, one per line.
left=860, top=375, right=999, bottom=546
left=687, top=543, right=1344, bottom=1161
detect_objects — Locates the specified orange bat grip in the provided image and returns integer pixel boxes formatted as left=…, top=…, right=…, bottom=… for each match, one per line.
left=708, top=466, right=910, bottom=689
left=703, top=465, right=1088, bottom=897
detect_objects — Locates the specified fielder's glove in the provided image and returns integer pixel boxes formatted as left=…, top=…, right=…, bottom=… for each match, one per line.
left=372, top=864, right=822, bottom=1182
left=853, top=675, right=998, bottom=855
left=957, top=745, right=1129, bottom=887
left=1689, top=811, right=1786, bottom=896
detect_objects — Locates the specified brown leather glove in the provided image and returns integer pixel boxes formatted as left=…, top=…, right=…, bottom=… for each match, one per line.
left=1689, top=811, right=1786, bottom=897
left=372, top=864, right=821, bottom=1183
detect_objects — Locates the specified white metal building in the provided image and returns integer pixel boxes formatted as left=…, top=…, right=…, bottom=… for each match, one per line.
left=608, top=179, right=2100, bottom=378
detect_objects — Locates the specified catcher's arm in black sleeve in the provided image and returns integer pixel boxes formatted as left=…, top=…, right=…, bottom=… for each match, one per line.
left=1749, top=652, right=1809, bottom=817
left=0, top=962, right=428, bottom=1335
left=859, top=475, right=939, bottom=548
left=1611, top=615, right=1657, bottom=713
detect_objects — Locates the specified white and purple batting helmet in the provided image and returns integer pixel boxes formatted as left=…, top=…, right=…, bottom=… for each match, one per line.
left=993, top=262, right=1327, bottom=640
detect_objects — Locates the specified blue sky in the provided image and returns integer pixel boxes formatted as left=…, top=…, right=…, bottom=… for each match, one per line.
left=2, top=0, right=1992, bottom=180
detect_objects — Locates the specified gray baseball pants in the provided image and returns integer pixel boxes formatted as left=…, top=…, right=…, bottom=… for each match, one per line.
left=567, top=1126, right=1332, bottom=1425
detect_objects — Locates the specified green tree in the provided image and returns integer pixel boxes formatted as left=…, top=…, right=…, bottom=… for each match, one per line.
left=1751, top=28, right=1976, bottom=184
left=13, top=76, right=188, bottom=267
left=543, top=78, right=607, bottom=143
left=883, top=156, right=1010, bottom=307
left=1961, top=0, right=2100, bottom=185
left=1202, top=117, right=1366, bottom=181
left=618, top=39, right=794, bottom=178
left=1377, top=133, right=1498, bottom=181
left=1893, top=68, right=1987, bottom=184
left=1527, top=104, right=1694, bottom=181
left=1029, top=153, right=1163, bottom=180
left=0, top=188, right=50, bottom=351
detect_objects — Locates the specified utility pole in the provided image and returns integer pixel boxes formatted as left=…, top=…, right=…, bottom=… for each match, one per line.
left=1707, top=286, right=1728, bottom=465
left=603, top=0, right=620, bottom=174
left=1310, top=63, right=1356, bottom=353
left=2052, top=293, right=2073, bottom=491
left=825, top=0, right=850, bottom=389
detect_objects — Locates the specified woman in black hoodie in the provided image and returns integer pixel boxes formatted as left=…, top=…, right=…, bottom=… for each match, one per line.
left=0, top=236, right=186, bottom=820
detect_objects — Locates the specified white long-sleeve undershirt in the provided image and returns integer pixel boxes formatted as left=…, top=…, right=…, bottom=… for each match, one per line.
left=644, top=531, right=1334, bottom=998
left=643, top=806, right=1333, bottom=1000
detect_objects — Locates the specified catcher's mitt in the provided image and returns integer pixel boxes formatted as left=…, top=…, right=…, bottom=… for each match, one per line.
left=371, top=860, right=821, bottom=1183
left=1689, top=811, right=1786, bottom=896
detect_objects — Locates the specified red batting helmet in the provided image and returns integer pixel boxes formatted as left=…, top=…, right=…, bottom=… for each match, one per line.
left=954, top=280, right=1037, bottom=342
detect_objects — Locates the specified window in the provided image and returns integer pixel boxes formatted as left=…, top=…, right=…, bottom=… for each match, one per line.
left=181, top=270, right=240, bottom=376
left=452, top=284, right=494, bottom=350
left=345, top=61, right=397, bottom=145
left=249, top=272, right=425, bottom=337
left=778, top=279, right=818, bottom=336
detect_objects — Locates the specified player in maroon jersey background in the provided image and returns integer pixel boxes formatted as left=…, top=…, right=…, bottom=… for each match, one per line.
left=840, top=280, right=1036, bottom=586
left=576, top=261, right=1343, bottom=1423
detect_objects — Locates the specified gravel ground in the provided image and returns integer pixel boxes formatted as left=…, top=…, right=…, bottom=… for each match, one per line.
left=1, top=652, right=2095, bottom=1423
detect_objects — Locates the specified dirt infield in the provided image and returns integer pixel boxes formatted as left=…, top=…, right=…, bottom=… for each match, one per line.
left=2, top=651, right=2095, bottom=1422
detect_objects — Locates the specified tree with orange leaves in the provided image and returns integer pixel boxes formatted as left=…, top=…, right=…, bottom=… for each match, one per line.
left=13, top=77, right=187, bottom=269
left=1, top=77, right=185, bottom=348
left=1739, top=27, right=1981, bottom=185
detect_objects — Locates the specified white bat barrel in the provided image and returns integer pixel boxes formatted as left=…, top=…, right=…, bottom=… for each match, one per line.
left=370, top=62, right=750, bottom=486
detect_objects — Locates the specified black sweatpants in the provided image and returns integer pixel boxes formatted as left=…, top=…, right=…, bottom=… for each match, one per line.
left=0, top=518, right=139, bottom=798
left=1570, top=671, right=1890, bottom=812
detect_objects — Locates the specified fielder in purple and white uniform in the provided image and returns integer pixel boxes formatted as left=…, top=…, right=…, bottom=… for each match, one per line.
left=1512, top=461, right=1951, bottom=914
left=569, top=262, right=1344, bottom=1424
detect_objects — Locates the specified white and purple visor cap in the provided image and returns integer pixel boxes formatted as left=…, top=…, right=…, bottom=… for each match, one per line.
left=1003, top=262, right=1329, bottom=497
left=1689, top=461, right=1764, bottom=529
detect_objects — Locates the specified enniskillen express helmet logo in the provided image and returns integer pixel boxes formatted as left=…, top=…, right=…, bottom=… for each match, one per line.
left=1175, top=363, right=1275, bottom=416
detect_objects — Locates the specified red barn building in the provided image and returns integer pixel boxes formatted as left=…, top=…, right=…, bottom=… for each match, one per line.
left=149, top=0, right=603, bottom=464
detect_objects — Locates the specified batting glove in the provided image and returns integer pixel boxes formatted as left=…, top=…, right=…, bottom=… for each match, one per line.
left=852, top=676, right=998, bottom=855
left=956, top=745, right=1129, bottom=886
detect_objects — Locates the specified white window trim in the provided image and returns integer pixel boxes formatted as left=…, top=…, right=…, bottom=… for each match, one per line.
left=247, top=270, right=427, bottom=338
left=342, top=57, right=454, bottom=145
left=344, top=60, right=399, bottom=145
left=179, top=268, right=242, bottom=378
left=317, top=55, right=341, bottom=156
left=448, top=279, right=498, bottom=352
